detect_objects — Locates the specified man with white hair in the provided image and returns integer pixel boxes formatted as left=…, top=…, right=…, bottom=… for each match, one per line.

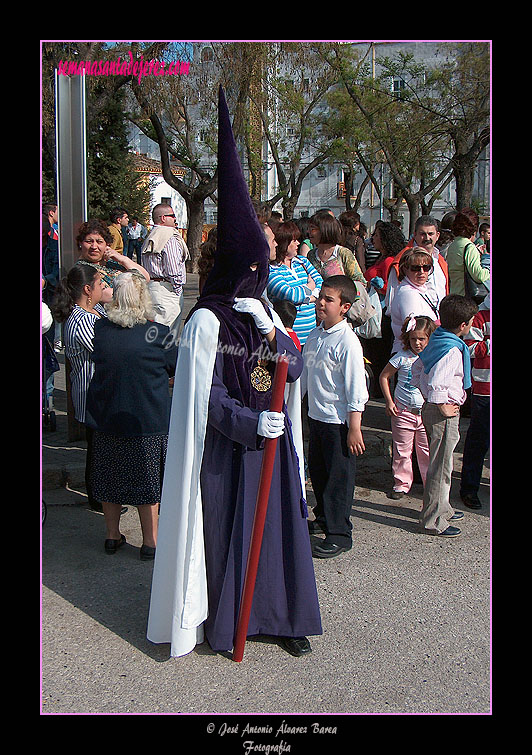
left=141, top=203, right=189, bottom=333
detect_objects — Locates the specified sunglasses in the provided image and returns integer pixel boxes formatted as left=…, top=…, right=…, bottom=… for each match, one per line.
left=409, top=264, right=433, bottom=272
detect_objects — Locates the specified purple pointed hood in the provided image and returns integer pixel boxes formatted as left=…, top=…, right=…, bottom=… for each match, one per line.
left=199, top=86, right=269, bottom=301
left=186, top=87, right=272, bottom=407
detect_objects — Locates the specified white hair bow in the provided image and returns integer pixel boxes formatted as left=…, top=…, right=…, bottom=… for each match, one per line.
left=405, top=314, right=417, bottom=332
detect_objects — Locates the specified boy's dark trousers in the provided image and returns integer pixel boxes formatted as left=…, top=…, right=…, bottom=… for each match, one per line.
left=460, top=394, right=490, bottom=496
left=308, top=417, right=356, bottom=547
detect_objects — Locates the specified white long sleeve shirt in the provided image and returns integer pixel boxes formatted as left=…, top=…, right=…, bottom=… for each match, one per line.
left=390, top=278, right=440, bottom=352
left=385, top=249, right=447, bottom=315
left=301, top=318, right=368, bottom=424
left=411, top=347, right=467, bottom=406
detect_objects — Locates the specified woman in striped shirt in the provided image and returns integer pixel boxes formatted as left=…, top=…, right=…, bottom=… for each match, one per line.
left=52, top=264, right=111, bottom=510
left=267, top=221, right=323, bottom=346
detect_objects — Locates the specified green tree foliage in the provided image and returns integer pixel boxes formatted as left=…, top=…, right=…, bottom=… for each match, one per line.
left=86, top=84, right=151, bottom=224
left=319, top=42, right=490, bottom=229
left=41, top=43, right=151, bottom=225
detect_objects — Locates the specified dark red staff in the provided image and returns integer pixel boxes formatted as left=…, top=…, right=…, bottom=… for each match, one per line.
left=233, top=355, right=290, bottom=662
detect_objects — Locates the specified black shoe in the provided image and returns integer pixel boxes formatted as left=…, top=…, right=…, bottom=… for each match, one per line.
left=140, top=544, right=156, bottom=561
left=460, top=492, right=482, bottom=509
left=387, top=490, right=404, bottom=500
left=312, top=541, right=351, bottom=559
left=104, top=534, right=126, bottom=554
left=307, top=519, right=325, bottom=535
left=280, top=636, right=312, bottom=657
left=450, top=511, right=464, bottom=521
left=436, top=526, right=461, bottom=538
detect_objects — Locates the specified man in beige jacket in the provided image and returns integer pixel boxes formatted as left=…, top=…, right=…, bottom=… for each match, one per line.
left=141, top=203, right=189, bottom=334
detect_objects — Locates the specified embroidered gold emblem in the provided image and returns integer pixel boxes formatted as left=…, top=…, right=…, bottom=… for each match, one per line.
left=250, top=359, right=272, bottom=392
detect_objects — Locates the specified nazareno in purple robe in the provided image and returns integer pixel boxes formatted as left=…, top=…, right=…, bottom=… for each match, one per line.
left=196, top=306, right=322, bottom=652
left=184, top=87, right=321, bottom=651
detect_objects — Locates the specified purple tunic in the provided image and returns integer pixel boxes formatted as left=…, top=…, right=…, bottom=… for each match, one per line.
left=199, top=323, right=322, bottom=652
left=180, top=87, right=321, bottom=652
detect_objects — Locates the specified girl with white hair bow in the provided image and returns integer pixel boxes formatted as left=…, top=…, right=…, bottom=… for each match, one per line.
left=379, top=313, right=437, bottom=500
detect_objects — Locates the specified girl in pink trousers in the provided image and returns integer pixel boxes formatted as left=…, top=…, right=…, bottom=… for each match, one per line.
left=379, top=315, right=437, bottom=499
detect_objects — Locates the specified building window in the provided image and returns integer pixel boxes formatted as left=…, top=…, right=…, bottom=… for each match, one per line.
left=392, top=77, right=406, bottom=100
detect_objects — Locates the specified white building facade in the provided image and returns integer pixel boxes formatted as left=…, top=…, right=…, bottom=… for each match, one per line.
left=128, top=41, right=490, bottom=235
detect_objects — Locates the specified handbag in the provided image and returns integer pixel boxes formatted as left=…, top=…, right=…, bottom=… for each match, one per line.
left=354, top=286, right=382, bottom=339
left=463, top=242, right=489, bottom=305
left=346, top=280, right=377, bottom=327
left=300, top=253, right=377, bottom=329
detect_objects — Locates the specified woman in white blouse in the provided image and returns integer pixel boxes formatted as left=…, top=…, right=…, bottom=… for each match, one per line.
left=390, top=248, right=440, bottom=353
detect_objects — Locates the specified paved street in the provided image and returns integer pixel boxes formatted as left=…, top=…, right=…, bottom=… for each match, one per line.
left=41, top=274, right=491, bottom=719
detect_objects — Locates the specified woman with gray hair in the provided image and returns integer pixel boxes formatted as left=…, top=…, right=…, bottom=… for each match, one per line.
left=85, top=272, right=178, bottom=559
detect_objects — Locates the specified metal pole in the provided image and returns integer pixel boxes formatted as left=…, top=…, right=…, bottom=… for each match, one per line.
left=55, top=69, right=87, bottom=277
left=379, top=162, right=383, bottom=220
left=55, top=70, right=88, bottom=440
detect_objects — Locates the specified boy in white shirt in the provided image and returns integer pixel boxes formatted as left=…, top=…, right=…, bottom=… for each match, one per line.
left=301, top=275, right=369, bottom=559
left=411, top=294, right=478, bottom=538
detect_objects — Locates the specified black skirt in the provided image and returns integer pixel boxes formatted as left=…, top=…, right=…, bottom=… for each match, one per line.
left=89, top=431, right=168, bottom=506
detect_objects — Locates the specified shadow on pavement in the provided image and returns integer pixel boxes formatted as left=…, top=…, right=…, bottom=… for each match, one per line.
left=42, top=504, right=172, bottom=662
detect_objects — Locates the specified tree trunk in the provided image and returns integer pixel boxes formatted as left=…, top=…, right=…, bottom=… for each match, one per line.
left=184, top=196, right=206, bottom=272
left=452, top=128, right=489, bottom=210
left=350, top=174, right=370, bottom=213
left=281, top=197, right=297, bottom=221
left=405, top=196, right=420, bottom=236
left=453, top=160, right=475, bottom=210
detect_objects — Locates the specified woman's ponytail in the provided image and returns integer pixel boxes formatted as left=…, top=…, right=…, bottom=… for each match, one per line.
left=51, top=264, right=98, bottom=323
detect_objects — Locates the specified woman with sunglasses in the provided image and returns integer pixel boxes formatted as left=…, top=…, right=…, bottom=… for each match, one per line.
left=390, top=248, right=440, bottom=353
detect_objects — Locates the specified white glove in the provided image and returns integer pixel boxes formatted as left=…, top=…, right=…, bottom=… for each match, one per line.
left=233, top=298, right=275, bottom=335
left=257, top=411, right=285, bottom=438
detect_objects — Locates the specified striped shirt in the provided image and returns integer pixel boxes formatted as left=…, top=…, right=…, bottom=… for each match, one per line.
left=364, top=240, right=381, bottom=270
left=63, top=304, right=107, bottom=422
left=464, top=308, right=490, bottom=396
left=267, top=256, right=323, bottom=345
left=141, top=235, right=187, bottom=296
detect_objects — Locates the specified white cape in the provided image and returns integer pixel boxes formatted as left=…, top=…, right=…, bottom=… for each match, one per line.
left=146, top=308, right=306, bottom=657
